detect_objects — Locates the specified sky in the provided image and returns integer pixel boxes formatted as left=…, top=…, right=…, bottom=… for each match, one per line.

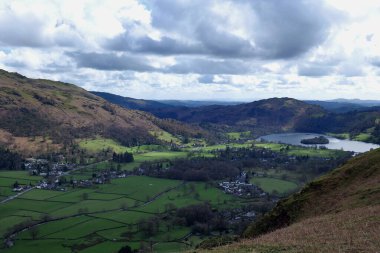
left=0, top=0, right=380, bottom=101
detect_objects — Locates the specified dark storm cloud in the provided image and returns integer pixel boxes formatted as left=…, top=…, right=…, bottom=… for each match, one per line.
left=68, top=52, right=156, bottom=71
left=105, top=0, right=337, bottom=60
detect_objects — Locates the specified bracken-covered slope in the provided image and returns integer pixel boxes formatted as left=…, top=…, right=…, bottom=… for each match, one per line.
left=195, top=148, right=380, bottom=253
left=0, top=69, right=206, bottom=155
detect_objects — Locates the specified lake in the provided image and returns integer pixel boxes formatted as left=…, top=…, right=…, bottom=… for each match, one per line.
left=258, top=133, right=380, bottom=153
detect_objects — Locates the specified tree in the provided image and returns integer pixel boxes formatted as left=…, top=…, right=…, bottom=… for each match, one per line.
left=118, top=245, right=133, bottom=253
left=81, top=192, right=89, bottom=200
left=13, top=181, right=19, bottom=189
left=121, top=202, right=128, bottom=210
left=30, top=226, right=39, bottom=240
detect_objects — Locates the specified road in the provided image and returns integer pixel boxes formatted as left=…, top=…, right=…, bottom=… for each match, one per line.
left=0, top=186, right=35, bottom=204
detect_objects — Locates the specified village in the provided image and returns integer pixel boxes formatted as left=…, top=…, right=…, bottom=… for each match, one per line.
left=13, top=158, right=132, bottom=192
left=218, top=172, right=267, bottom=198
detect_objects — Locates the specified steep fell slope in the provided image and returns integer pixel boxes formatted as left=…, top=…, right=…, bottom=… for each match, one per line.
left=0, top=69, right=206, bottom=155
left=195, top=148, right=380, bottom=253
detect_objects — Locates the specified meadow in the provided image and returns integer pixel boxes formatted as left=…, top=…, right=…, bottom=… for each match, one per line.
left=249, top=177, right=298, bottom=195
left=0, top=171, right=41, bottom=201
left=254, top=142, right=347, bottom=158
left=0, top=172, right=249, bottom=253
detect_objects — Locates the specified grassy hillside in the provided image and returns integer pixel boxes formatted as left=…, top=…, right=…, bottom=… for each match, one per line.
left=196, top=205, right=379, bottom=253
left=195, top=148, right=380, bottom=253
left=244, top=148, right=380, bottom=237
left=0, top=69, right=206, bottom=156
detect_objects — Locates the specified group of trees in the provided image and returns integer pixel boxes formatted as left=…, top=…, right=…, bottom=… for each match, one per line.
left=0, top=148, right=23, bottom=170
left=140, top=158, right=240, bottom=181
left=139, top=146, right=351, bottom=185
left=106, top=125, right=157, bottom=147
left=112, top=151, right=134, bottom=163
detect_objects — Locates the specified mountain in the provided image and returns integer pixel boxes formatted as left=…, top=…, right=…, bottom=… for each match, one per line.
left=91, top=91, right=175, bottom=111
left=296, top=107, right=380, bottom=143
left=330, top=98, right=380, bottom=107
left=155, top=98, right=328, bottom=135
left=0, top=69, right=206, bottom=156
left=93, top=92, right=380, bottom=144
left=96, top=94, right=328, bottom=134
left=158, top=100, right=242, bottom=107
left=196, top=148, right=380, bottom=252
left=304, top=100, right=366, bottom=113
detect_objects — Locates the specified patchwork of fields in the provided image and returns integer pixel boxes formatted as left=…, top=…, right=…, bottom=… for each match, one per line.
left=0, top=172, right=250, bottom=253
left=0, top=134, right=353, bottom=252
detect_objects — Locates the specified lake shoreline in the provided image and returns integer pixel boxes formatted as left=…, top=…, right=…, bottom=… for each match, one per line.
left=258, top=132, right=380, bottom=153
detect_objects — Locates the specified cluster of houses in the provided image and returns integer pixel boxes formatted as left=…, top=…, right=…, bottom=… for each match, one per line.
left=12, top=184, right=32, bottom=192
left=219, top=172, right=266, bottom=198
left=12, top=156, right=137, bottom=192
left=25, top=158, right=76, bottom=177
left=218, top=181, right=266, bottom=198
left=33, top=169, right=132, bottom=191
left=36, top=181, right=65, bottom=191
left=69, top=170, right=131, bottom=189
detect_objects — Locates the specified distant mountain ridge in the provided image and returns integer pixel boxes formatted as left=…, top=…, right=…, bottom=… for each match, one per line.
left=94, top=92, right=328, bottom=134
left=95, top=92, right=380, bottom=143
left=304, top=100, right=365, bottom=113
left=158, top=100, right=242, bottom=107
left=330, top=98, right=380, bottom=107
left=91, top=91, right=175, bottom=111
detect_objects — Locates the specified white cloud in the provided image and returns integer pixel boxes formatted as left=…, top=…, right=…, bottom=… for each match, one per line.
left=0, top=0, right=379, bottom=100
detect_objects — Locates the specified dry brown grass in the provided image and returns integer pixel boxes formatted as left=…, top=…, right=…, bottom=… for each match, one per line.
left=0, top=129, right=62, bottom=156
left=195, top=205, right=380, bottom=253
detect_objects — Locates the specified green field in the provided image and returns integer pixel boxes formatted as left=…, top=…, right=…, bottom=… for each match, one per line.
left=0, top=171, right=42, bottom=201
left=353, top=133, right=372, bottom=142
left=254, top=142, right=347, bottom=158
left=82, top=151, right=188, bottom=173
left=150, top=131, right=182, bottom=145
left=189, top=143, right=252, bottom=152
left=250, top=177, right=298, bottom=195
left=78, top=137, right=130, bottom=154
left=0, top=175, right=247, bottom=253
left=226, top=131, right=251, bottom=140
left=326, top=132, right=350, bottom=140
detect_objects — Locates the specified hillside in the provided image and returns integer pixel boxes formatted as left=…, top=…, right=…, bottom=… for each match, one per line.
left=95, top=93, right=380, bottom=143
left=304, top=100, right=366, bottom=113
left=297, top=107, right=380, bottom=143
left=91, top=91, right=176, bottom=111
left=195, top=148, right=380, bottom=253
left=0, top=69, right=206, bottom=156
left=97, top=94, right=328, bottom=134
left=91, top=92, right=240, bottom=109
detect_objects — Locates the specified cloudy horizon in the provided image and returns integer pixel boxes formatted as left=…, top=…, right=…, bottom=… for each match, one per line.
left=0, top=0, right=380, bottom=101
